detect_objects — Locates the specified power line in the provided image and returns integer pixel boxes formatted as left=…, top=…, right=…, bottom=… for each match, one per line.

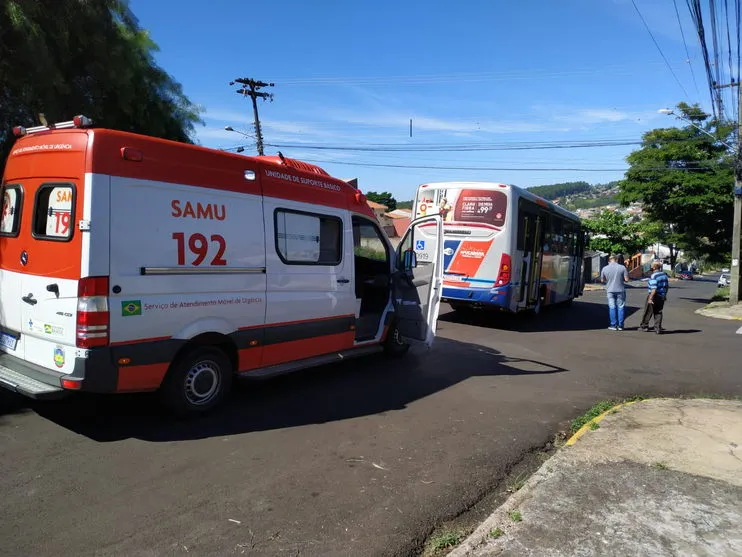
left=294, top=158, right=725, bottom=173
left=687, top=0, right=722, bottom=118
left=674, top=0, right=701, bottom=95
left=264, top=139, right=643, bottom=153
left=271, top=62, right=683, bottom=86
left=630, top=0, right=691, bottom=99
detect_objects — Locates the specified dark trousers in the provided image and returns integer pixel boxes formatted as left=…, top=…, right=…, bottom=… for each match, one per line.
left=640, top=294, right=665, bottom=331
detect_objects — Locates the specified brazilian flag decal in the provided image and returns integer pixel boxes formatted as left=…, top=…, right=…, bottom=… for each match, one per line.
left=121, top=300, right=142, bottom=317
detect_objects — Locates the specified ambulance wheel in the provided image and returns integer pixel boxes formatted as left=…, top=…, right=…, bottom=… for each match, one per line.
left=160, top=346, right=233, bottom=416
left=384, top=322, right=410, bottom=357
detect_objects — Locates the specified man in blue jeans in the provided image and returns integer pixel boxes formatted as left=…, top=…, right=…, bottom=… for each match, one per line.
left=600, top=254, right=629, bottom=330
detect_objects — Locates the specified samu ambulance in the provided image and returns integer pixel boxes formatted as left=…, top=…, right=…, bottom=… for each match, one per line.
left=0, top=116, right=444, bottom=415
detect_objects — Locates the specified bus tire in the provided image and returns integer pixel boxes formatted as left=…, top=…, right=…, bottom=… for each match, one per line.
left=384, top=321, right=410, bottom=357
left=160, top=346, right=233, bottom=416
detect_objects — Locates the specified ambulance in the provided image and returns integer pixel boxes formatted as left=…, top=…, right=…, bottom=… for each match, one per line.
left=0, top=116, right=444, bottom=415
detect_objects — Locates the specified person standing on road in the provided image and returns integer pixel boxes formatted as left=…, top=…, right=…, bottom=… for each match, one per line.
left=600, top=255, right=629, bottom=331
left=639, top=261, right=670, bottom=334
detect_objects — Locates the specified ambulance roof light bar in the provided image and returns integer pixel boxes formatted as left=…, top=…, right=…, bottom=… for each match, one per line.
left=12, top=115, right=93, bottom=137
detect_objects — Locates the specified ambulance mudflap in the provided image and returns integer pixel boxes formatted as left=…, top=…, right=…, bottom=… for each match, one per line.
left=392, top=215, right=444, bottom=347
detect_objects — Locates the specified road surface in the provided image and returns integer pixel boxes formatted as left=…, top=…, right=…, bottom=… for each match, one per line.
left=1, top=276, right=739, bottom=557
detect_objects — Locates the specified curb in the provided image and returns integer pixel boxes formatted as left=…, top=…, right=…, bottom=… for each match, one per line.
left=564, top=399, right=642, bottom=446
left=447, top=399, right=650, bottom=557
left=694, top=307, right=742, bottom=321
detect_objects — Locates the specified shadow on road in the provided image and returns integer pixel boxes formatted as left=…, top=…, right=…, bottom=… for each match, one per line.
left=677, top=297, right=713, bottom=304
left=439, top=299, right=641, bottom=333
left=0, top=338, right=568, bottom=442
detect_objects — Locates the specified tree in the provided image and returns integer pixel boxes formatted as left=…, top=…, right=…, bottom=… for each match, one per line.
left=583, top=210, right=655, bottom=256
left=619, top=102, right=735, bottom=265
left=365, top=191, right=397, bottom=211
left=1, top=0, right=204, bottom=173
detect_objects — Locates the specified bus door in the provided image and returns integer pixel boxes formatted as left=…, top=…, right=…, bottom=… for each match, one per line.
left=575, top=227, right=586, bottom=296
left=517, top=212, right=543, bottom=309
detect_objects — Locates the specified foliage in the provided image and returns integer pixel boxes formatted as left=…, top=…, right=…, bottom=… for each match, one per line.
left=0, top=0, right=204, bottom=172
left=396, top=200, right=413, bottom=210
left=365, top=191, right=397, bottom=211
left=527, top=181, right=592, bottom=200
left=582, top=210, right=657, bottom=255
left=619, top=102, right=735, bottom=262
left=712, top=287, right=730, bottom=302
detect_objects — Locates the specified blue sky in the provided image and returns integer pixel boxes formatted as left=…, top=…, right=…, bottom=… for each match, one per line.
left=129, top=0, right=728, bottom=201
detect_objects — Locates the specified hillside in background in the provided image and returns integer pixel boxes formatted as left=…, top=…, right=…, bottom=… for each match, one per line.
left=528, top=181, right=621, bottom=212
left=394, top=181, right=623, bottom=215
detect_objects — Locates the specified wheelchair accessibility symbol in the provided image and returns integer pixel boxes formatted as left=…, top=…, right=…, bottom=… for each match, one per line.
left=415, top=240, right=425, bottom=250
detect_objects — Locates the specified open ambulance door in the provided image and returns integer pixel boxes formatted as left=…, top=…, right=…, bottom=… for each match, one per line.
left=392, top=215, right=444, bottom=347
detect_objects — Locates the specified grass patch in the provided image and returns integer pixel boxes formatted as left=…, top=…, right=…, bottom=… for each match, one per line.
left=489, top=528, right=504, bottom=539
left=429, top=531, right=463, bottom=551
left=654, top=461, right=669, bottom=470
left=589, top=421, right=600, bottom=431
left=508, top=510, right=523, bottom=522
left=507, top=471, right=529, bottom=493
left=570, top=396, right=646, bottom=435
left=711, top=287, right=730, bottom=302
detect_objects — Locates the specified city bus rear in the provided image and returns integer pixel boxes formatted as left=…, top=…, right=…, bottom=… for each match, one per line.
left=414, top=183, right=513, bottom=310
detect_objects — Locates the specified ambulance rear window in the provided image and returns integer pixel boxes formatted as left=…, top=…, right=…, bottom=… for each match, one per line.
left=32, top=183, right=75, bottom=241
left=1, top=184, right=23, bottom=237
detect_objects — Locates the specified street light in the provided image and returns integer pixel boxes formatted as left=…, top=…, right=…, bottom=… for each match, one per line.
left=657, top=108, right=733, bottom=149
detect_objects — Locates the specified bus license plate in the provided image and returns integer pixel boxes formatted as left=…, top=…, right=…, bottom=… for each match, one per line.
left=0, top=332, right=19, bottom=351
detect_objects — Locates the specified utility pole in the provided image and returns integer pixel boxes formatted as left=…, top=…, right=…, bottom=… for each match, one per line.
left=712, top=80, right=742, bottom=304
left=229, top=78, right=274, bottom=156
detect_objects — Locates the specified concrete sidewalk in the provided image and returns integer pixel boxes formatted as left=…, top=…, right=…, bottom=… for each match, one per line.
left=696, top=301, right=742, bottom=321
left=448, top=398, right=742, bottom=557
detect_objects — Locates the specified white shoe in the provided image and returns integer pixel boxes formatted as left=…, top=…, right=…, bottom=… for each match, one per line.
left=608, top=326, right=618, bottom=330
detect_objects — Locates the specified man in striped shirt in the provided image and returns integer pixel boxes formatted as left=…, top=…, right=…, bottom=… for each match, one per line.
left=640, top=261, right=670, bottom=334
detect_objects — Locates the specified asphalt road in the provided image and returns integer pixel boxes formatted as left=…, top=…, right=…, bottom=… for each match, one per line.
left=1, top=276, right=740, bottom=557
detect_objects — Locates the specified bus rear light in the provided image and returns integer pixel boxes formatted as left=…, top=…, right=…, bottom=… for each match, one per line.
left=76, top=276, right=110, bottom=349
left=496, top=253, right=512, bottom=286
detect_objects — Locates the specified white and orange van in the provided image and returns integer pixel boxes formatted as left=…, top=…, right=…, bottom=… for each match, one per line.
left=0, top=116, right=444, bottom=415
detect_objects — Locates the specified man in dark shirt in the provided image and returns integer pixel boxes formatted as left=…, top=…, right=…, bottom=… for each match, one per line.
left=640, top=261, right=670, bottom=334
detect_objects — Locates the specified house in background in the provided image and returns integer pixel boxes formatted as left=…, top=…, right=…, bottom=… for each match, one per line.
left=341, top=178, right=412, bottom=245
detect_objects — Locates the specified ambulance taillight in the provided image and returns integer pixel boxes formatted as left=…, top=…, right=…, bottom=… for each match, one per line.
left=76, top=277, right=110, bottom=348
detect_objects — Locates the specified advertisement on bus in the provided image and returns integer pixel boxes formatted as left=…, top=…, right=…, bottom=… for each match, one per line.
left=415, top=187, right=508, bottom=227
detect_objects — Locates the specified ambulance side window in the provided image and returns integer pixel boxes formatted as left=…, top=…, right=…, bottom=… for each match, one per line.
left=0, top=184, right=23, bottom=237
left=32, top=183, right=75, bottom=241
left=274, top=208, right=342, bottom=265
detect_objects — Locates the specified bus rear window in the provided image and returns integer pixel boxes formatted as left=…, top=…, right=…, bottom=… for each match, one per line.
left=452, top=189, right=507, bottom=227
left=33, top=183, right=75, bottom=241
left=1, top=184, right=22, bottom=237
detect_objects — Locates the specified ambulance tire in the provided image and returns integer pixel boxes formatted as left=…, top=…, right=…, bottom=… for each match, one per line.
left=160, top=346, right=233, bottom=416
left=384, top=322, right=410, bottom=357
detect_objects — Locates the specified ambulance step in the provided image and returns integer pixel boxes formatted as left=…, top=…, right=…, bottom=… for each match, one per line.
left=0, top=364, right=65, bottom=399
left=239, top=346, right=384, bottom=380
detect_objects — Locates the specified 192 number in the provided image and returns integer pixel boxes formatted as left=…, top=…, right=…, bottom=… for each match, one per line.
left=172, top=232, right=227, bottom=266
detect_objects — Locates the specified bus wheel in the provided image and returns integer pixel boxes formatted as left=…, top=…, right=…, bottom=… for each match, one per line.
left=384, top=321, right=410, bottom=357
left=160, top=346, right=233, bottom=416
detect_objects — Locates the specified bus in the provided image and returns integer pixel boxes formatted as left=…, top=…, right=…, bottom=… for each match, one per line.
left=412, top=181, right=586, bottom=314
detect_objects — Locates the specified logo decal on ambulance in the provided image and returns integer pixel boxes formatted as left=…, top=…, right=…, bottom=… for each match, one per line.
left=121, top=300, right=142, bottom=317
left=53, top=346, right=65, bottom=368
